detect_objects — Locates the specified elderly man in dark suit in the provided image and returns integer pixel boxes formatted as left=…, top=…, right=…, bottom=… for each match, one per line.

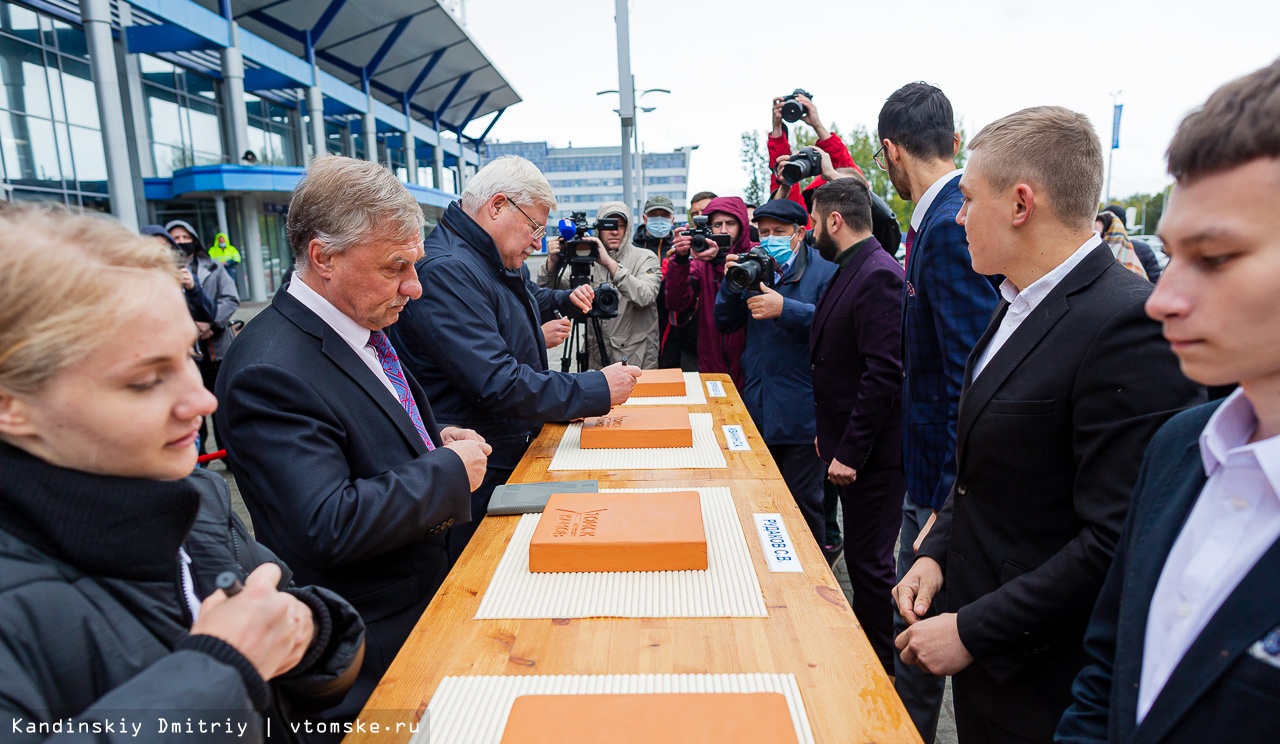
left=1059, top=58, right=1280, bottom=744
left=893, top=107, right=1204, bottom=743
left=807, top=177, right=906, bottom=673
left=215, top=156, right=492, bottom=724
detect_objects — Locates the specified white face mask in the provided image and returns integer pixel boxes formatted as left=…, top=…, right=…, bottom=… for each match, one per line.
left=646, top=216, right=673, bottom=238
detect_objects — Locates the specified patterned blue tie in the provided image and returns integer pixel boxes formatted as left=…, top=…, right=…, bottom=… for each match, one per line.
left=367, top=331, right=434, bottom=451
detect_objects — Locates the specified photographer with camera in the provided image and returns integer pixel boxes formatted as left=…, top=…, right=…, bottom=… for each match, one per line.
left=538, top=202, right=661, bottom=370
left=768, top=91, right=862, bottom=210
left=713, top=199, right=837, bottom=546
left=665, top=196, right=755, bottom=389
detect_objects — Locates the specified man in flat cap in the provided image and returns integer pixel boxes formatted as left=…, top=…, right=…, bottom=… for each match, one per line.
left=715, top=198, right=837, bottom=548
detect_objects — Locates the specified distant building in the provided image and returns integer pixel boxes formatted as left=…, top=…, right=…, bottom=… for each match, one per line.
left=484, top=141, right=691, bottom=223
left=0, top=0, right=517, bottom=301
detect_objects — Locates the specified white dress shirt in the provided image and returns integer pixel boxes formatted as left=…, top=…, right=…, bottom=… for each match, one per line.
left=1137, top=389, right=1280, bottom=722
left=972, top=236, right=1100, bottom=379
left=287, top=277, right=398, bottom=399
left=909, top=169, right=963, bottom=231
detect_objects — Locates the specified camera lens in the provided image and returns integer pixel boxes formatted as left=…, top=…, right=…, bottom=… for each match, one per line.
left=725, top=261, right=762, bottom=294
left=781, top=100, right=805, bottom=123
left=779, top=159, right=811, bottom=184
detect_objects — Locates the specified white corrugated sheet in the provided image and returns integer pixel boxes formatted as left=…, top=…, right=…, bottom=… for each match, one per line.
left=474, top=487, right=766, bottom=619
left=547, top=412, right=726, bottom=471
left=413, top=672, right=815, bottom=744
left=620, top=371, right=709, bottom=405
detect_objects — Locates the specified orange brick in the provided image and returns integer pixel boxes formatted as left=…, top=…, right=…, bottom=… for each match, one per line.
left=499, top=692, right=799, bottom=743
left=579, top=407, right=692, bottom=449
left=631, top=368, right=687, bottom=397
left=529, top=491, right=707, bottom=573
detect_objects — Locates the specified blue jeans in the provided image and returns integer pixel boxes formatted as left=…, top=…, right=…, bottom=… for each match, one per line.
left=894, top=493, right=947, bottom=744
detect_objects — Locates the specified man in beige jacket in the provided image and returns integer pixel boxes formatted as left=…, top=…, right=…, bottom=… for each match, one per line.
left=539, top=201, right=662, bottom=369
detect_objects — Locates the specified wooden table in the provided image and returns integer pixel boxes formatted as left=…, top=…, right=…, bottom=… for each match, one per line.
left=348, top=374, right=919, bottom=743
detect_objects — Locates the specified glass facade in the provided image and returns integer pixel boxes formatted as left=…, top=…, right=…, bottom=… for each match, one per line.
left=246, top=93, right=298, bottom=166
left=0, top=3, right=108, bottom=210
left=0, top=0, right=479, bottom=300
left=140, top=54, right=224, bottom=176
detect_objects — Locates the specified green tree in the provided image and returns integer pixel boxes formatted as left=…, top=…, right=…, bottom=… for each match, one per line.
left=740, top=130, right=769, bottom=206
left=1107, top=190, right=1169, bottom=236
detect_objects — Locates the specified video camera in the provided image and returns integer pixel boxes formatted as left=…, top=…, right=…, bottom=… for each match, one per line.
left=685, top=215, right=732, bottom=263
left=557, top=211, right=620, bottom=267
left=724, top=246, right=777, bottom=294
left=780, top=88, right=813, bottom=123
left=779, top=147, right=823, bottom=185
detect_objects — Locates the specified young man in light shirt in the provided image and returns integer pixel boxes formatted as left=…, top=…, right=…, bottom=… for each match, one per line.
left=1058, top=57, right=1280, bottom=744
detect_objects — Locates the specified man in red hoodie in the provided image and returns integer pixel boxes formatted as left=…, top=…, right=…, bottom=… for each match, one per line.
left=767, top=92, right=863, bottom=212
left=665, top=196, right=755, bottom=390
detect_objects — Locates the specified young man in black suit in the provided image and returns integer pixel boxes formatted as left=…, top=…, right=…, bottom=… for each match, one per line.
left=216, top=156, right=491, bottom=724
left=808, top=176, right=906, bottom=673
left=892, top=106, right=1204, bottom=742
left=1058, top=58, right=1280, bottom=744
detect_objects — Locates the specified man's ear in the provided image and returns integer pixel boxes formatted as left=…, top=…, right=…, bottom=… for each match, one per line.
left=488, top=195, right=508, bottom=223
left=1012, top=183, right=1036, bottom=227
left=0, top=389, right=36, bottom=439
left=886, top=140, right=904, bottom=167
left=952, top=132, right=962, bottom=158
left=308, top=239, right=337, bottom=279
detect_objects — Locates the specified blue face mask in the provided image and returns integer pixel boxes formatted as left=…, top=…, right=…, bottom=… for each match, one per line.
left=759, top=235, right=795, bottom=265
left=646, top=216, right=672, bottom=238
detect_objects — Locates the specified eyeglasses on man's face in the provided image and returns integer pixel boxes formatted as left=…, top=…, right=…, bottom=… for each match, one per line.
left=510, top=201, right=547, bottom=241
left=873, top=142, right=889, bottom=172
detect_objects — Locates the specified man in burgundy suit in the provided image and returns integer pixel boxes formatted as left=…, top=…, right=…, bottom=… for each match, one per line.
left=808, top=177, right=907, bottom=671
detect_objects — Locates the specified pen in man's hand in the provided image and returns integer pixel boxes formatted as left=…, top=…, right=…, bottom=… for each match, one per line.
left=216, top=571, right=244, bottom=597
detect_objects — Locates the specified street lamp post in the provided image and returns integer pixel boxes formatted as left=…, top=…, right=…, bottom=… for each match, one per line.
left=598, top=87, right=669, bottom=214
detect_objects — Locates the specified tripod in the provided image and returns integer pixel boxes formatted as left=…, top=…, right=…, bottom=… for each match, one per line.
left=555, top=258, right=613, bottom=373
left=559, top=312, right=612, bottom=373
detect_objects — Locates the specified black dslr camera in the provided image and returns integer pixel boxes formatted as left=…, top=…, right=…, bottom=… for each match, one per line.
left=685, top=214, right=732, bottom=263
left=559, top=211, right=620, bottom=267
left=780, top=88, right=813, bottom=123
left=724, top=246, right=778, bottom=294
left=779, top=147, right=823, bottom=185
left=587, top=281, right=620, bottom=319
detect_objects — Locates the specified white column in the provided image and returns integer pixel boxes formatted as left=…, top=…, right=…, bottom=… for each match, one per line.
left=221, top=23, right=264, bottom=301
left=307, top=85, right=325, bottom=161
left=82, top=0, right=139, bottom=230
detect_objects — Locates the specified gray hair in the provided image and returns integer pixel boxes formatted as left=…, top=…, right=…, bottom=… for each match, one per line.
left=287, top=156, right=424, bottom=273
left=460, top=155, right=557, bottom=213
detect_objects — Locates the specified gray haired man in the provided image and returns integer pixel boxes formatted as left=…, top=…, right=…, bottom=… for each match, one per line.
left=216, top=155, right=491, bottom=724
left=390, top=155, right=642, bottom=558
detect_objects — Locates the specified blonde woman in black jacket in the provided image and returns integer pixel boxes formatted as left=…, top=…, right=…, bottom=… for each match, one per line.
left=0, top=204, right=363, bottom=743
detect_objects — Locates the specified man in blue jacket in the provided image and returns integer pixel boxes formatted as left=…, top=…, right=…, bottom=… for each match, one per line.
left=714, top=198, right=836, bottom=546
left=390, top=156, right=642, bottom=559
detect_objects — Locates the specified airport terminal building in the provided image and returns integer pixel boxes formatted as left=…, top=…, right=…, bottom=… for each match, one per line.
left=0, top=0, right=517, bottom=300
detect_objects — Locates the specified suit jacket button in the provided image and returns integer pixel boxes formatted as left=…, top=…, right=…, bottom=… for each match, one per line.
left=446, top=518, right=455, bottom=527
left=957, top=484, right=968, bottom=495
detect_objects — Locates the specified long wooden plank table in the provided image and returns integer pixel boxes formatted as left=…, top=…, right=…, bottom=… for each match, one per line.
left=348, top=374, right=919, bottom=743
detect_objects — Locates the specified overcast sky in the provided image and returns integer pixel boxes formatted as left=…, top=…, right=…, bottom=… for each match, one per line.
left=462, top=0, right=1279, bottom=203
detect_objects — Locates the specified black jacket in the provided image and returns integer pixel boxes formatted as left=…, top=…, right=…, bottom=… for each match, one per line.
left=0, top=443, right=363, bottom=743
left=389, top=201, right=611, bottom=474
left=1058, top=400, right=1280, bottom=744
left=215, top=288, right=471, bottom=720
left=917, top=243, right=1205, bottom=740
left=809, top=236, right=905, bottom=469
